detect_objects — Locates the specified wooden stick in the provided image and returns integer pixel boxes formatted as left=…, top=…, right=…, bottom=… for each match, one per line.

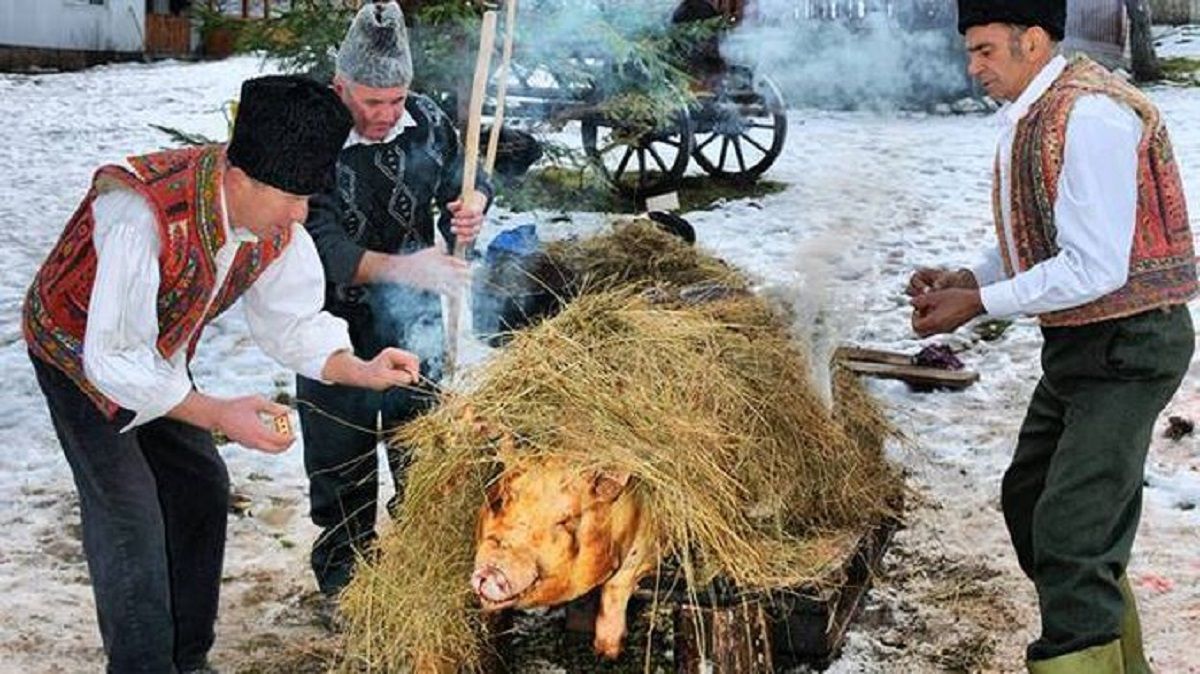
left=456, top=9, right=498, bottom=254
left=485, top=0, right=519, bottom=177
left=445, top=10, right=498, bottom=379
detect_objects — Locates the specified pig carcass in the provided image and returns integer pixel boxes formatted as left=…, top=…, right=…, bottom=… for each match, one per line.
left=470, top=460, right=659, bottom=659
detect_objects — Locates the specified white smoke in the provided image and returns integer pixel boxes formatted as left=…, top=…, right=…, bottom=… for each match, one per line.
left=722, top=8, right=972, bottom=111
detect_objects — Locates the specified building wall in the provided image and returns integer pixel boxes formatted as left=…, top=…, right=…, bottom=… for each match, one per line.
left=1151, top=0, right=1200, bottom=24
left=0, top=0, right=146, bottom=53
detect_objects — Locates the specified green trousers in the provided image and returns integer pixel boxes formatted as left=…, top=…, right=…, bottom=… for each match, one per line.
left=1001, top=305, right=1193, bottom=662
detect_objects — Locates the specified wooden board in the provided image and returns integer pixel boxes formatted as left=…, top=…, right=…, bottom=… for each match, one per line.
left=552, top=515, right=901, bottom=672
left=835, top=346, right=979, bottom=390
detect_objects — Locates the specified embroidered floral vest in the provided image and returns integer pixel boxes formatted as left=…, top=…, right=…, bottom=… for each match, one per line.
left=996, top=56, right=1197, bottom=327
left=23, top=145, right=291, bottom=417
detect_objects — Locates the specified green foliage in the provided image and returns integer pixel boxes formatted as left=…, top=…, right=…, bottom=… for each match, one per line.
left=1160, top=57, right=1200, bottom=86
left=495, top=167, right=787, bottom=214
left=223, top=0, right=723, bottom=131
left=149, top=123, right=218, bottom=148
left=233, top=0, right=358, bottom=82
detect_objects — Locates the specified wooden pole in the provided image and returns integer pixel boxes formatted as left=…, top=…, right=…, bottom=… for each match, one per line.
left=444, top=10, right=498, bottom=379
left=456, top=9, right=498, bottom=234
left=484, top=0, right=518, bottom=177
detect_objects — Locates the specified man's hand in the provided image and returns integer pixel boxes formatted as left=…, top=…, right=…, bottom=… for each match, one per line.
left=906, top=267, right=979, bottom=297
left=396, top=247, right=471, bottom=295
left=322, top=347, right=420, bottom=391
left=447, top=189, right=487, bottom=249
left=911, top=288, right=985, bottom=337
left=170, top=392, right=294, bottom=453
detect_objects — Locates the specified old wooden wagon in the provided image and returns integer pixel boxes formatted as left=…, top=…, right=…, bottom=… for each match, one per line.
left=488, top=0, right=789, bottom=199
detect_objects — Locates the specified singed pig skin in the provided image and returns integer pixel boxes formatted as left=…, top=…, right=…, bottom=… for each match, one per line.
left=472, top=461, right=658, bottom=659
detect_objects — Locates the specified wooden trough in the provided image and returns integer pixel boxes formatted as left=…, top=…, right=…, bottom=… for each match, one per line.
left=512, top=512, right=902, bottom=673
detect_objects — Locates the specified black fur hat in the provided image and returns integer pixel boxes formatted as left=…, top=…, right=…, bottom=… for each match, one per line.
left=956, top=0, right=1067, bottom=41
left=227, top=75, right=352, bottom=195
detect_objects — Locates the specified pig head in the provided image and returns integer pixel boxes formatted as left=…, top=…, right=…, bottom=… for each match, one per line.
left=470, top=460, right=659, bottom=659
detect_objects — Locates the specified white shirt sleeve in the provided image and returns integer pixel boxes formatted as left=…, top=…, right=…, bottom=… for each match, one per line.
left=971, top=245, right=1008, bottom=287
left=980, top=95, right=1141, bottom=318
left=82, top=187, right=194, bottom=430
left=241, top=223, right=354, bottom=381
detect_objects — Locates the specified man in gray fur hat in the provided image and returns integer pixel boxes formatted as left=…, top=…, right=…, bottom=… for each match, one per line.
left=299, top=0, right=491, bottom=601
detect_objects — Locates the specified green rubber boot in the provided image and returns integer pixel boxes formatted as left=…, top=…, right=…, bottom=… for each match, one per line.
left=1118, top=575, right=1152, bottom=674
left=1027, top=640, right=1125, bottom=674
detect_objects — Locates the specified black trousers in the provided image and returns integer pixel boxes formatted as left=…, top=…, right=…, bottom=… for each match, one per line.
left=296, top=374, right=435, bottom=596
left=31, top=354, right=229, bottom=674
left=1001, top=306, right=1194, bottom=661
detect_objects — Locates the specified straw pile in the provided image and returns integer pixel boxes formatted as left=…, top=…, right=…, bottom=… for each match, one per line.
left=338, top=221, right=900, bottom=672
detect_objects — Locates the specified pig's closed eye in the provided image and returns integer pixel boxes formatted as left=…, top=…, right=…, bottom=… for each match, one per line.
left=555, top=518, right=577, bottom=534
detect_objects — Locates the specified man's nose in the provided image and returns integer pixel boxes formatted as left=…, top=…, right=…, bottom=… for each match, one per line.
left=967, top=58, right=984, bottom=80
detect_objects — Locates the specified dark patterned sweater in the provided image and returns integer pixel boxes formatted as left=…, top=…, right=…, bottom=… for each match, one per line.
left=305, top=93, right=491, bottom=359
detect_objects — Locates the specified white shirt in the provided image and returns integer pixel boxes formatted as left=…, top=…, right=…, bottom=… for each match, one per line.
left=344, top=113, right=418, bottom=148
left=82, top=180, right=353, bottom=431
left=972, top=55, right=1143, bottom=318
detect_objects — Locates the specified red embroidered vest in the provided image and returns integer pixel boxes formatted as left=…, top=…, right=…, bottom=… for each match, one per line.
left=995, top=56, right=1197, bottom=327
left=23, top=145, right=292, bottom=417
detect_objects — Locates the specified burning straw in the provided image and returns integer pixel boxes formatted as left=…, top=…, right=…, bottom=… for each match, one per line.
left=339, top=222, right=900, bottom=672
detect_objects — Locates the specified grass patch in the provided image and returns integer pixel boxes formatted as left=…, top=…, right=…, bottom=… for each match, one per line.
left=492, top=165, right=787, bottom=214
left=1161, top=57, right=1200, bottom=85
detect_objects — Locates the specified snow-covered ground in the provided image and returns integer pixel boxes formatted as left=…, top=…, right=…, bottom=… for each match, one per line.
left=2, top=43, right=1199, bottom=672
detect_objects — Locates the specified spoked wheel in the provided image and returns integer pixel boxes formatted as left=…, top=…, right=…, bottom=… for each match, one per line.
left=691, top=74, right=787, bottom=181
left=581, top=108, right=694, bottom=198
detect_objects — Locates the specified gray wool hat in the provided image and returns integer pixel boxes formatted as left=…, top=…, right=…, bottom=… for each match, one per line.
left=336, top=2, right=413, bottom=88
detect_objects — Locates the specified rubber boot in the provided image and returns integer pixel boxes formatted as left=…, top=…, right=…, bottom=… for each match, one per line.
left=1027, top=639, right=1124, bottom=674
left=1118, top=575, right=1152, bottom=674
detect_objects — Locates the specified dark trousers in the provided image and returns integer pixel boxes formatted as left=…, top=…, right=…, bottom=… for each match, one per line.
left=296, top=374, right=434, bottom=596
left=1001, top=306, right=1193, bottom=661
left=31, top=354, right=229, bottom=674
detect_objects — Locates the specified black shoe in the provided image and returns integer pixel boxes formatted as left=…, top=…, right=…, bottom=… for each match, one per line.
left=313, top=592, right=344, bottom=633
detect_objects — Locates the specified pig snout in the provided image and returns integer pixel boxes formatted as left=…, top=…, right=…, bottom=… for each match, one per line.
left=470, top=561, right=538, bottom=609
left=471, top=565, right=512, bottom=603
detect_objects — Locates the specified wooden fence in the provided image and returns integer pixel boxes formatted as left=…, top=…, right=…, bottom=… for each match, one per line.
left=145, top=13, right=192, bottom=57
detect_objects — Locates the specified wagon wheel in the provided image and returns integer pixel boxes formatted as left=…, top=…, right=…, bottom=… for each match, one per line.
left=692, top=75, right=787, bottom=181
left=580, top=108, right=693, bottom=198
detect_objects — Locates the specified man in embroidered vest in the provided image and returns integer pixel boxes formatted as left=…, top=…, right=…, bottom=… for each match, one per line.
left=297, top=1, right=492, bottom=602
left=23, top=75, right=425, bottom=674
left=905, top=2, right=1197, bottom=672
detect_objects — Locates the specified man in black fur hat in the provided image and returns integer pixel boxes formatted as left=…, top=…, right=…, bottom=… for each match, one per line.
left=907, top=2, right=1196, bottom=672
left=298, top=1, right=492, bottom=601
left=22, top=75, right=423, bottom=673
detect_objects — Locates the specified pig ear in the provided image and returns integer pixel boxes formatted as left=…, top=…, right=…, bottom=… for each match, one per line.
left=486, top=472, right=516, bottom=514
left=591, top=471, right=632, bottom=502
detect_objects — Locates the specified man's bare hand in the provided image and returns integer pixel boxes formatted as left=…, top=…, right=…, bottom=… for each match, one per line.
left=391, top=247, right=471, bottom=295
left=447, top=189, right=486, bottom=248
left=911, top=288, right=985, bottom=337
left=322, top=348, right=420, bottom=391
left=906, top=267, right=979, bottom=297
left=215, top=396, right=294, bottom=454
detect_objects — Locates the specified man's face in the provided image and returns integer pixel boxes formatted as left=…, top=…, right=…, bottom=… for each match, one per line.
left=964, top=23, right=1039, bottom=102
left=335, top=78, right=408, bottom=141
left=227, top=168, right=310, bottom=241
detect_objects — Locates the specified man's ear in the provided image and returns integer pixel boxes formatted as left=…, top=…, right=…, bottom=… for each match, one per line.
left=331, top=74, right=350, bottom=100
left=1028, top=26, right=1051, bottom=54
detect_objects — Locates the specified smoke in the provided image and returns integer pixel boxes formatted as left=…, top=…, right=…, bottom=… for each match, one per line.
left=721, top=8, right=973, bottom=111
left=374, top=284, right=448, bottom=383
